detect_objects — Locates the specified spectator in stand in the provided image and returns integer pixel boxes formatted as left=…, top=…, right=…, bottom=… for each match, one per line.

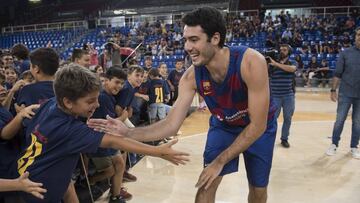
left=167, top=59, right=185, bottom=105
left=294, top=54, right=306, bottom=82
left=157, top=63, right=168, bottom=79
left=98, top=49, right=113, bottom=70
left=345, top=17, right=355, bottom=32
left=305, top=55, right=320, bottom=87
left=11, top=44, right=30, bottom=74
left=83, top=43, right=99, bottom=69
left=314, top=59, right=331, bottom=87
left=143, top=56, right=154, bottom=71
left=94, top=65, right=104, bottom=75
left=300, top=43, right=310, bottom=55
left=3, top=66, right=18, bottom=91
left=292, top=31, right=303, bottom=47
left=1, top=53, right=14, bottom=68
left=71, top=49, right=91, bottom=68
left=281, top=28, right=293, bottom=44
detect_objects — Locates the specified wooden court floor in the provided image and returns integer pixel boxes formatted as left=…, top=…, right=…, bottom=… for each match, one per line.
left=97, top=92, right=360, bottom=203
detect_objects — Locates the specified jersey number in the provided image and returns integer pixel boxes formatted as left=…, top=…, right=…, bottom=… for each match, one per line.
left=155, top=87, right=163, bottom=103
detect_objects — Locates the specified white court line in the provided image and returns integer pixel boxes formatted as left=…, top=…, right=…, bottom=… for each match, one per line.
left=179, top=120, right=353, bottom=139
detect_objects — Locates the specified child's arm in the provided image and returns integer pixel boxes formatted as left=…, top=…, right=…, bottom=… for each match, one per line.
left=135, top=92, right=149, bottom=102
left=0, top=172, right=47, bottom=199
left=2, top=80, right=25, bottom=110
left=100, top=135, right=189, bottom=165
left=1, top=104, right=39, bottom=140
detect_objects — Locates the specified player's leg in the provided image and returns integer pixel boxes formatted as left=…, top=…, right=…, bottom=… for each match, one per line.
left=248, top=184, right=267, bottom=203
left=199, top=119, right=241, bottom=202
left=195, top=176, right=222, bottom=203
left=243, top=118, right=277, bottom=203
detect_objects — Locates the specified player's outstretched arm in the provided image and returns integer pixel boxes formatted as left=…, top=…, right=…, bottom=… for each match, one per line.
left=100, top=134, right=190, bottom=165
left=88, top=66, right=197, bottom=142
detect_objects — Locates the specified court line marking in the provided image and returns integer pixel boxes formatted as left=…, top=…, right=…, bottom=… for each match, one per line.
left=179, top=120, right=354, bottom=140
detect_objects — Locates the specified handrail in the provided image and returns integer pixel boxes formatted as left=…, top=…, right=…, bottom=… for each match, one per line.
left=2, top=21, right=88, bottom=34
left=3, top=5, right=360, bottom=34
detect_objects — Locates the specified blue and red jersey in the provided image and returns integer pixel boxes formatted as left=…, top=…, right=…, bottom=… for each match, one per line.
left=194, top=46, right=276, bottom=127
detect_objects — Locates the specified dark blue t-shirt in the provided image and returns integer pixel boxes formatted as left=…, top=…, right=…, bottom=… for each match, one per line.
left=167, top=69, right=184, bottom=87
left=147, top=79, right=170, bottom=104
left=14, top=59, right=30, bottom=74
left=16, top=81, right=54, bottom=106
left=18, top=98, right=104, bottom=203
left=115, top=80, right=137, bottom=108
left=91, top=90, right=117, bottom=157
left=0, top=107, right=19, bottom=179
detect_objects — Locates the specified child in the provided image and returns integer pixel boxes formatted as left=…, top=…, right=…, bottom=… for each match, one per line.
left=167, top=59, right=185, bottom=105
left=3, top=66, right=18, bottom=90
left=0, top=72, right=43, bottom=200
left=20, top=70, right=35, bottom=85
left=115, top=65, right=144, bottom=181
left=89, top=67, right=132, bottom=201
left=17, top=64, right=188, bottom=203
left=147, top=68, right=170, bottom=123
left=15, top=48, right=59, bottom=111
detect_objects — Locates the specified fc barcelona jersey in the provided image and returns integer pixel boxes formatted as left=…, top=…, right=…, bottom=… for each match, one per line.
left=194, top=46, right=276, bottom=127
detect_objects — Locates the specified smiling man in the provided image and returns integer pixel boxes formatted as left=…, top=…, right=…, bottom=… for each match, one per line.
left=88, top=7, right=277, bottom=203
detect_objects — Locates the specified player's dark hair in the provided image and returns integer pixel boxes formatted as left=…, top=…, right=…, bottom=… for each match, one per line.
left=182, top=7, right=226, bottom=48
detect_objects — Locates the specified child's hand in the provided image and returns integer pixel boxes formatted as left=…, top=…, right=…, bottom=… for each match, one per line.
left=18, top=172, right=47, bottom=199
left=11, top=80, right=26, bottom=92
left=19, top=104, right=40, bottom=119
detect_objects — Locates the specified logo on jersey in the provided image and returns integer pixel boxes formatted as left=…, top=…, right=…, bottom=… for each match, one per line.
left=216, top=114, right=224, bottom=121
left=202, top=81, right=212, bottom=96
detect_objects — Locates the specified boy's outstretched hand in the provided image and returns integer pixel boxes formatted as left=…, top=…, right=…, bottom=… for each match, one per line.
left=156, top=139, right=190, bottom=165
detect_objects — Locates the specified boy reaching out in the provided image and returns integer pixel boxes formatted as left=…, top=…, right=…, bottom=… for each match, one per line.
left=16, top=64, right=189, bottom=203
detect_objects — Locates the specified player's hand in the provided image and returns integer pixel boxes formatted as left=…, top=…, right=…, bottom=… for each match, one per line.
left=330, top=91, right=338, bottom=102
left=157, top=139, right=190, bottom=165
left=18, top=172, right=47, bottom=199
left=19, top=104, right=40, bottom=119
left=87, top=115, right=129, bottom=136
left=195, top=160, right=224, bottom=190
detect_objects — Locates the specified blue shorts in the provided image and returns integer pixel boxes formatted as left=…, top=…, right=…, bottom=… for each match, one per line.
left=204, top=116, right=277, bottom=187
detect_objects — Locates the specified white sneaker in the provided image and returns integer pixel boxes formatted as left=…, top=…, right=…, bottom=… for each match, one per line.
left=326, top=144, right=337, bottom=156
left=350, top=148, right=360, bottom=159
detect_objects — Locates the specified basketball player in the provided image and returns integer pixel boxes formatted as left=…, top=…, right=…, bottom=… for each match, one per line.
left=88, top=7, right=277, bottom=203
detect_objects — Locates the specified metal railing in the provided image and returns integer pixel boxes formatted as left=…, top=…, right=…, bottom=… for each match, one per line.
left=2, top=21, right=87, bottom=34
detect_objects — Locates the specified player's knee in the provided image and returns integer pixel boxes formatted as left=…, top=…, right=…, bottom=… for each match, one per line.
left=249, top=186, right=267, bottom=199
